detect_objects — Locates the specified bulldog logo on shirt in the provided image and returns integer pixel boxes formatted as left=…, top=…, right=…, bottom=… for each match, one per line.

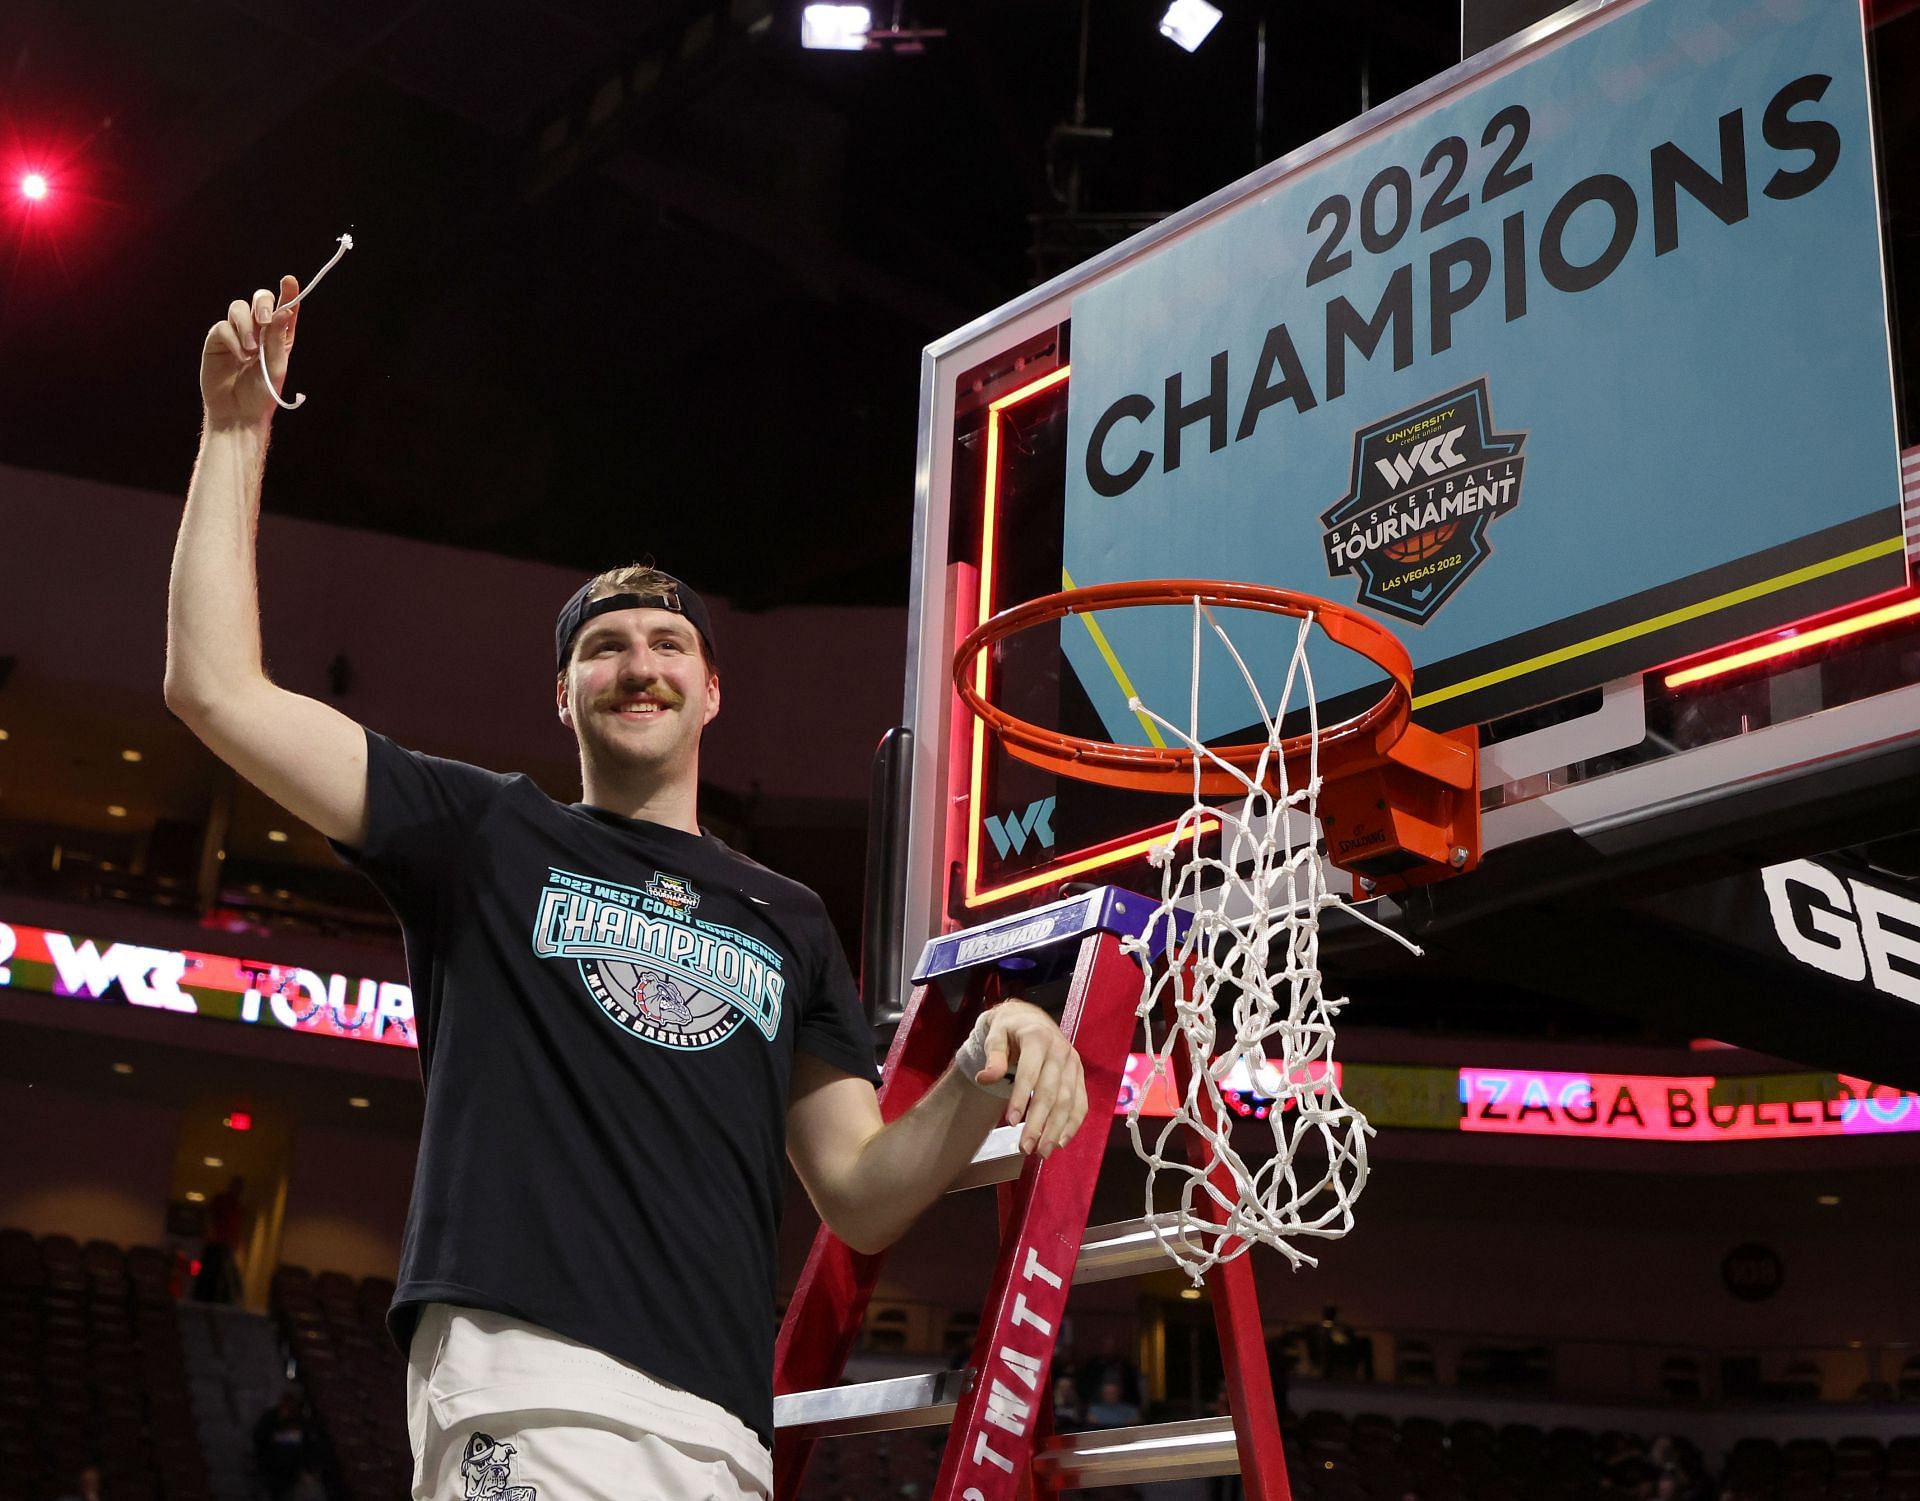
left=461, top=1433, right=536, bottom=1501
left=532, top=867, right=786, bottom=1052
left=628, top=969, right=692, bottom=1027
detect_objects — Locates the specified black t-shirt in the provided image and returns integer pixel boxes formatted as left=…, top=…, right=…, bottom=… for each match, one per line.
left=333, top=730, right=879, bottom=1445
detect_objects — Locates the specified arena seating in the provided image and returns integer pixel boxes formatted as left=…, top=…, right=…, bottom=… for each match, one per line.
left=788, top=1403, right=1920, bottom=1501
left=1276, top=1415, right=1920, bottom=1501
left=7, top=1231, right=1920, bottom=1501
left=0, top=1229, right=204, bottom=1501
left=269, top=1265, right=409, bottom=1501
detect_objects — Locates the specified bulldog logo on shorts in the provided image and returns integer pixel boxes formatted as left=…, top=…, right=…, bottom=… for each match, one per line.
left=461, top=1433, right=536, bottom=1501
left=533, top=867, right=786, bottom=1053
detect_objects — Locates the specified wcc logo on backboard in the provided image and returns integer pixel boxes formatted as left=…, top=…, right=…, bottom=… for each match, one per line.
left=1320, top=379, right=1525, bottom=625
left=985, top=796, right=1056, bottom=861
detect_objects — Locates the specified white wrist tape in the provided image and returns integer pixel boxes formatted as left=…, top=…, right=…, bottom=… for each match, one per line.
left=954, top=1008, right=1015, bottom=1098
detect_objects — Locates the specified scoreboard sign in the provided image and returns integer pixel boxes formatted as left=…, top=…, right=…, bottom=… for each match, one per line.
left=1061, top=0, right=1903, bottom=735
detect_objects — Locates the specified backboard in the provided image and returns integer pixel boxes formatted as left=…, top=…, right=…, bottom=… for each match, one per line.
left=888, top=0, right=1918, bottom=1010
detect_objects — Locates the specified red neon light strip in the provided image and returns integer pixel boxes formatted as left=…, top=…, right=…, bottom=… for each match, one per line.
left=969, top=817, right=1220, bottom=908
left=960, top=360, right=1226, bottom=906
left=1662, top=592, right=1920, bottom=689
left=963, top=365, right=1072, bottom=908
left=960, top=362, right=1233, bottom=907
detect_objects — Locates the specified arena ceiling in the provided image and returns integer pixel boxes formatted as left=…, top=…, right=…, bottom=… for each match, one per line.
left=2, top=2, right=1912, bottom=612
left=1, top=0, right=1475, bottom=609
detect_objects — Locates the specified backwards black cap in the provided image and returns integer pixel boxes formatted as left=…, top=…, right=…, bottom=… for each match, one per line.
left=554, top=574, right=717, bottom=671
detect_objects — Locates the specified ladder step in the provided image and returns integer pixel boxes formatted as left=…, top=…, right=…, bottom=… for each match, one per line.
left=1073, top=1215, right=1191, bottom=1284
left=1033, top=1416, right=1240, bottom=1489
left=944, top=1123, right=1027, bottom=1192
left=773, top=1368, right=973, bottom=1439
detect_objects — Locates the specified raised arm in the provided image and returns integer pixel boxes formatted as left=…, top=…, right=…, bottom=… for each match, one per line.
left=164, top=278, right=370, bottom=847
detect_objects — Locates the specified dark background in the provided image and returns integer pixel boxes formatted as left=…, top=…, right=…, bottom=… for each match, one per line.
left=16, top=0, right=1886, bottom=611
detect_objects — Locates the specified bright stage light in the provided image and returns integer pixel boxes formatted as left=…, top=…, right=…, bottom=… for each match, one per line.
left=801, top=4, right=872, bottom=50
left=20, top=173, right=48, bottom=202
left=1159, top=0, right=1223, bottom=51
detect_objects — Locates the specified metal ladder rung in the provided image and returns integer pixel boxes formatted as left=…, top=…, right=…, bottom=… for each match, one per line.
left=773, top=1367, right=973, bottom=1439
left=1073, top=1214, right=1192, bottom=1284
left=1032, top=1416, right=1240, bottom=1489
left=944, top=1124, right=1026, bottom=1192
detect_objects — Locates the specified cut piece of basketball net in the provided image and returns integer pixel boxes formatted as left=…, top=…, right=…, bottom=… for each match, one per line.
left=1118, top=595, right=1420, bottom=1283
left=259, top=233, right=354, bottom=411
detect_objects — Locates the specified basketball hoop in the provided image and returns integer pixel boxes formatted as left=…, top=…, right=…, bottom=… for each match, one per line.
left=957, top=578, right=1408, bottom=794
left=952, top=579, right=1481, bottom=1281
left=953, top=579, right=1478, bottom=892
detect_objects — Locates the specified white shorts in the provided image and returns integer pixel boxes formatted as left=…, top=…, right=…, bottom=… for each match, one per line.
left=406, top=1303, right=773, bottom=1501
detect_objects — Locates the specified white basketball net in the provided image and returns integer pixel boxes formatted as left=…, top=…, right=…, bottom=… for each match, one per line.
left=1117, top=597, right=1419, bottom=1283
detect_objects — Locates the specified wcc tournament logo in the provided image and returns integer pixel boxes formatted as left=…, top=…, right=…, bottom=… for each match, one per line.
left=531, top=867, right=784, bottom=1051
left=644, top=871, right=700, bottom=912
left=1320, top=379, right=1525, bottom=625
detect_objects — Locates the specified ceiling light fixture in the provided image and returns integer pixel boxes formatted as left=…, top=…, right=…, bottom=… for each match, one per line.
left=112, top=1063, right=133, bottom=1076
left=203, top=1156, right=223, bottom=1169
left=348, top=1097, right=370, bottom=1109
left=1816, top=1194, right=1840, bottom=1206
left=267, top=829, right=289, bottom=843
left=1159, top=0, right=1223, bottom=52
left=801, top=4, right=871, bottom=50
left=185, top=1191, right=206, bottom=1204
left=106, top=805, right=127, bottom=818
left=121, top=749, right=143, bottom=763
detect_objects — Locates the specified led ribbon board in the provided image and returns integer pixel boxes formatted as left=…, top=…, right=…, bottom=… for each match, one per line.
left=1112, top=1056, right=1920, bottom=1138
left=1456, top=1068, right=1920, bottom=1140
left=0, top=916, right=417, bottom=1049
left=1061, top=0, right=1904, bottom=739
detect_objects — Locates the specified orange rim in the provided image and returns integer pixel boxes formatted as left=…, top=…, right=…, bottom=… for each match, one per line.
left=953, top=579, right=1413, bottom=796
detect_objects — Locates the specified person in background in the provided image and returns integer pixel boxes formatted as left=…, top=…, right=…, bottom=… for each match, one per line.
left=1077, top=1338, right=1142, bottom=1410
left=1084, top=1377, right=1142, bottom=1429
left=53, top=1462, right=102, bottom=1501
left=195, top=1176, right=246, bottom=1304
left=1204, top=1383, right=1243, bottom=1501
left=253, top=1391, right=315, bottom=1501
left=1051, top=1374, right=1085, bottom=1433
left=287, top=1468, right=328, bottom=1501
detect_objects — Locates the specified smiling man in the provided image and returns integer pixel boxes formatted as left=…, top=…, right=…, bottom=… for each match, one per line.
left=167, top=279, right=1090, bottom=1501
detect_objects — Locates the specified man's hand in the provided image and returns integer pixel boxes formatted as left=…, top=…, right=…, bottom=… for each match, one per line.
left=974, top=1000, right=1089, bottom=1158
left=201, top=275, right=301, bottom=430
left=786, top=1007, right=1093, bottom=1254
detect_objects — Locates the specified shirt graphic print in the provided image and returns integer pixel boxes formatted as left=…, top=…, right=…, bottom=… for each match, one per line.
left=532, top=866, right=785, bottom=1051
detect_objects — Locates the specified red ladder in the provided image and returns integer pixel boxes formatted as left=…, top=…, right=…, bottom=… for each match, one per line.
left=772, top=885, right=1293, bottom=1501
